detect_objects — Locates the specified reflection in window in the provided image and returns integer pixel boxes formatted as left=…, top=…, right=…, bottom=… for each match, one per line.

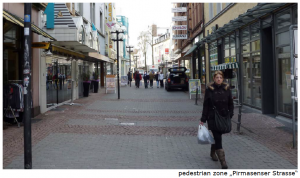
left=276, top=10, right=291, bottom=30
left=276, top=31, right=290, bottom=46
left=242, top=43, right=250, bottom=53
left=251, top=22, right=260, bottom=39
left=242, top=28, right=249, bottom=43
left=251, top=40, right=260, bottom=51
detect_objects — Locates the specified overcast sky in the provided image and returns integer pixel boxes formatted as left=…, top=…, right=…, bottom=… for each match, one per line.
left=115, top=0, right=173, bottom=49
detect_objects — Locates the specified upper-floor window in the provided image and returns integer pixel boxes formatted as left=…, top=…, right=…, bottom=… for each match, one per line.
left=90, top=3, right=95, bottom=24
left=100, top=11, right=103, bottom=33
left=209, top=3, right=213, bottom=21
left=79, top=3, right=83, bottom=16
left=217, top=3, right=222, bottom=14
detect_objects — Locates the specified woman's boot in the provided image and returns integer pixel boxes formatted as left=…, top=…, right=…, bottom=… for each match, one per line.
left=210, top=144, right=218, bottom=161
left=216, top=149, right=228, bottom=169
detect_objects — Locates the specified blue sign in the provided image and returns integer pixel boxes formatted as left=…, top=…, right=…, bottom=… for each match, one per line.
left=44, top=3, right=54, bottom=29
left=24, top=15, right=30, bottom=22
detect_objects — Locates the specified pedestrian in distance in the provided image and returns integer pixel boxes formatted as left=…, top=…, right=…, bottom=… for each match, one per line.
left=149, top=71, right=154, bottom=88
left=200, top=70, right=234, bottom=169
left=159, top=72, right=164, bottom=88
left=155, top=72, right=160, bottom=88
left=127, top=71, right=132, bottom=87
left=135, top=71, right=141, bottom=88
left=143, top=72, right=149, bottom=89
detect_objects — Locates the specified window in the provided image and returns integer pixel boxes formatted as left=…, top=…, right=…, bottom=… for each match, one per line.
left=209, top=3, right=213, bottom=20
left=79, top=3, right=83, bottom=15
left=276, top=9, right=291, bottom=30
left=90, top=3, right=95, bottom=24
left=100, top=11, right=103, bottom=33
left=217, top=3, right=222, bottom=14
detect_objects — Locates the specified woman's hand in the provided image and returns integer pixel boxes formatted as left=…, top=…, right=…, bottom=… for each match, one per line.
left=199, top=121, right=204, bottom=126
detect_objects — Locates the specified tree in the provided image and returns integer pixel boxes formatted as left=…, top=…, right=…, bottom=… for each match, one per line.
left=137, top=30, right=153, bottom=70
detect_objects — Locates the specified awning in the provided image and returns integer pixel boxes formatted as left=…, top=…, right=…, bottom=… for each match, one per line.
left=203, top=3, right=287, bottom=43
left=51, top=44, right=85, bottom=59
left=88, top=52, right=115, bottom=63
left=183, top=41, right=205, bottom=57
left=3, top=10, right=56, bottom=41
left=211, top=62, right=239, bottom=71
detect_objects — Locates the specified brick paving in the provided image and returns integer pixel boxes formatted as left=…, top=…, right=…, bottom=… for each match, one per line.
left=3, top=83, right=298, bottom=169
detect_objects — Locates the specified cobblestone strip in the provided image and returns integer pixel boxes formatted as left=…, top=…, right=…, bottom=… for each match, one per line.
left=77, top=113, right=199, bottom=121
left=84, top=109, right=202, bottom=114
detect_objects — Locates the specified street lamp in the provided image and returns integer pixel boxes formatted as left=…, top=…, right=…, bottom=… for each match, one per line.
left=133, top=55, right=139, bottom=71
left=111, top=24, right=126, bottom=99
left=126, top=45, right=134, bottom=72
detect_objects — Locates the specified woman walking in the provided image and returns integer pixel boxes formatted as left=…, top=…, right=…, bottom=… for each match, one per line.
left=200, top=70, right=234, bottom=169
left=127, top=71, right=132, bottom=87
left=135, top=71, right=141, bottom=88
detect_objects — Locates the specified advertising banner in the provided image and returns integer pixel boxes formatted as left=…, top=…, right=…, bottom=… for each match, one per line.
left=121, top=76, right=128, bottom=86
left=106, top=3, right=115, bottom=28
left=172, top=16, right=187, bottom=21
left=106, top=75, right=116, bottom=93
left=189, top=79, right=201, bottom=99
left=172, top=25, right=187, bottom=31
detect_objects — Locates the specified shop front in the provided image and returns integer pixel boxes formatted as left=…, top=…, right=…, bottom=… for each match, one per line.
left=203, top=3, right=297, bottom=117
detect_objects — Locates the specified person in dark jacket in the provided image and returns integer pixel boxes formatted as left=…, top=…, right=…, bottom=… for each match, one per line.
left=127, top=71, right=132, bottom=87
left=200, top=70, right=234, bottom=169
left=143, top=72, right=149, bottom=89
left=135, top=71, right=141, bottom=88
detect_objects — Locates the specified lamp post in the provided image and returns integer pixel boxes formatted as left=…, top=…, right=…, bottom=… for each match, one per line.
left=111, top=24, right=126, bottom=99
left=126, top=45, right=134, bottom=72
left=133, top=55, right=139, bottom=71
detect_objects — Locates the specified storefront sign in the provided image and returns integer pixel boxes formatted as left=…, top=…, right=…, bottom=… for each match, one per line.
left=106, top=75, right=116, bottom=93
left=189, top=79, right=201, bottom=99
left=172, top=16, right=187, bottom=21
left=171, top=7, right=187, bottom=13
left=172, top=25, right=187, bottom=30
left=173, top=34, right=187, bottom=39
left=165, top=48, right=169, bottom=54
left=121, top=76, right=128, bottom=86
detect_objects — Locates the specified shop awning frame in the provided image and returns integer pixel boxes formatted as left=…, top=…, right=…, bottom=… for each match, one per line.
left=183, top=40, right=206, bottom=57
left=211, top=62, right=239, bottom=71
left=203, top=3, right=287, bottom=43
left=3, top=10, right=57, bottom=41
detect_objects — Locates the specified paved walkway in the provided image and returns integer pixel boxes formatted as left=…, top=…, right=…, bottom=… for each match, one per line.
left=3, top=82, right=298, bottom=169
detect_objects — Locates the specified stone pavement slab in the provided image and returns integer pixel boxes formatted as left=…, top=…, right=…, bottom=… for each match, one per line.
left=5, top=133, right=296, bottom=169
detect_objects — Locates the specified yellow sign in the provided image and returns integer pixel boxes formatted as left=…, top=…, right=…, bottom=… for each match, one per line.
left=32, top=42, right=50, bottom=49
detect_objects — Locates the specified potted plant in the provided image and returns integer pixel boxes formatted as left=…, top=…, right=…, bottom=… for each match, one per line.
left=81, top=72, right=91, bottom=97
left=92, top=72, right=99, bottom=93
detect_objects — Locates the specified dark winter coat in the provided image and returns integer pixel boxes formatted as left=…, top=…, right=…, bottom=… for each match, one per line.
left=200, top=82, right=234, bottom=131
left=155, top=74, right=159, bottom=81
left=127, top=73, right=132, bottom=81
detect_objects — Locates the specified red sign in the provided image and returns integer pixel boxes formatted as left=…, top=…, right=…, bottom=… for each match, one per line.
left=165, top=48, right=169, bottom=54
left=158, top=60, right=161, bottom=63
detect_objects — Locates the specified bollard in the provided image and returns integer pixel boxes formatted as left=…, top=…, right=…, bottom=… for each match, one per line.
left=195, top=88, right=198, bottom=105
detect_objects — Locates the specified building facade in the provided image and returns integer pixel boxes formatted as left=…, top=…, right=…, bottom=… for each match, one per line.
left=202, top=3, right=298, bottom=118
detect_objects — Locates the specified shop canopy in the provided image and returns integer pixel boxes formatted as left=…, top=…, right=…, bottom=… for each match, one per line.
left=3, top=10, right=56, bottom=41
left=211, top=62, right=239, bottom=71
left=183, top=40, right=205, bottom=57
left=203, top=3, right=287, bottom=43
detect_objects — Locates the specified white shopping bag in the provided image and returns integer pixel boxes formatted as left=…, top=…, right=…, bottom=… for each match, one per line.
left=197, top=125, right=215, bottom=144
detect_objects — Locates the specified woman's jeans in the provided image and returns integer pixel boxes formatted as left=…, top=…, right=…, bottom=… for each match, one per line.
left=156, top=80, right=159, bottom=87
left=211, top=130, right=223, bottom=150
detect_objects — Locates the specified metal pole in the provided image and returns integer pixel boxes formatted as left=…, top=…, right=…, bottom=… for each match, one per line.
left=23, top=3, right=32, bottom=169
left=56, top=60, right=58, bottom=104
left=195, top=88, right=198, bottom=105
left=117, top=32, right=120, bottom=99
left=290, top=24, right=297, bottom=149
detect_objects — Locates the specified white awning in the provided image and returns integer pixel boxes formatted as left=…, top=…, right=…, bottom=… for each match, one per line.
left=211, top=62, right=239, bottom=71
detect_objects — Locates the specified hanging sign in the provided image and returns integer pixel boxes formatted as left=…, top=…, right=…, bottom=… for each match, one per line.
left=165, top=48, right=169, bottom=54
left=106, top=3, right=115, bottom=28
left=172, top=16, right=187, bottom=21
left=171, top=7, right=187, bottom=13
left=172, top=25, right=187, bottom=30
left=173, top=34, right=188, bottom=39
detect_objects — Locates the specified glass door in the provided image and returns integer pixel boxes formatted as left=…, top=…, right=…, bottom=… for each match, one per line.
left=46, top=57, right=58, bottom=107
